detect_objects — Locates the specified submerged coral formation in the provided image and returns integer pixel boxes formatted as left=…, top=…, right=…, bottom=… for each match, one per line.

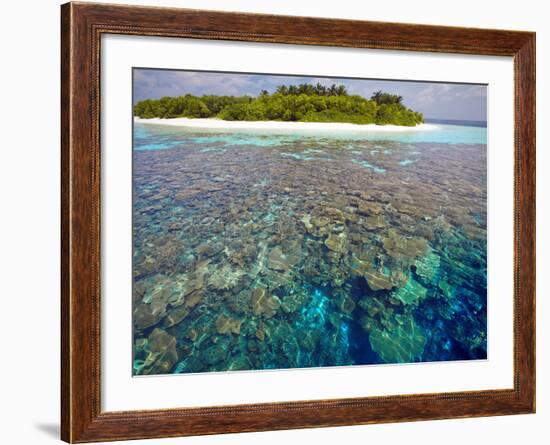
left=132, top=124, right=487, bottom=375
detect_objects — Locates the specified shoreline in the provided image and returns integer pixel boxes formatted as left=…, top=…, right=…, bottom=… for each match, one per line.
left=134, top=117, right=439, bottom=132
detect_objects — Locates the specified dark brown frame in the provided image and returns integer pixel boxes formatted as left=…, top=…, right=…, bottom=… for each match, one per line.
left=61, top=1, right=536, bottom=442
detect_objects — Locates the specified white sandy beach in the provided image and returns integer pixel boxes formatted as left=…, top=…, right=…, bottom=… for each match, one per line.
left=134, top=117, right=438, bottom=132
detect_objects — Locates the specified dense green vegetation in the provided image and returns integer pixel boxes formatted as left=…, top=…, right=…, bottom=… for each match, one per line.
left=133, top=84, right=424, bottom=126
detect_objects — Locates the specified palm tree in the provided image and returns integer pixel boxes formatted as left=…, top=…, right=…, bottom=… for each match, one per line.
left=371, top=90, right=383, bottom=104
left=336, top=85, right=348, bottom=96
left=315, top=82, right=326, bottom=96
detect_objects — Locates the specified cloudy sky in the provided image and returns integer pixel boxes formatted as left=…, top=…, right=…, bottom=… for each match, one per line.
left=134, top=69, right=487, bottom=121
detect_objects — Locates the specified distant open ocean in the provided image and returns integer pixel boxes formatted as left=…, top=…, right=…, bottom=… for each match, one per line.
left=426, top=118, right=487, bottom=128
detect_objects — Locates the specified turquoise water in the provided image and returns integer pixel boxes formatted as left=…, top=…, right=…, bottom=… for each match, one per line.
left=133, top=121, right=487, bottom=152
left=132, top=120, right=487, bottom=375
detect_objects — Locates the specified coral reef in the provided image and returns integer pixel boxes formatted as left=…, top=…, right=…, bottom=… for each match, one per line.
left=250, top=287, right=281, bottom=318
left=368, top=314, right=427, bottom=363
left=215, top=314, right=243, bottom=335
left=134, top=328, right=178, bottom=375
left=132, top=123, right=487, bottom=374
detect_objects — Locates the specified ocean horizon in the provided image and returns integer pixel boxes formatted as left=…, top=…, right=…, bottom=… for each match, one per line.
left=425, top=118, right=487, bottom=128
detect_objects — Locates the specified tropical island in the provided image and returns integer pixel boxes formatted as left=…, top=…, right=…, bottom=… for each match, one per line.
left=133, top=83, right=424, bottom=127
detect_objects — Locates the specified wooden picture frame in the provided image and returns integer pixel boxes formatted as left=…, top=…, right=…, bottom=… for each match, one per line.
left=61, top=2, right=536, bottom=442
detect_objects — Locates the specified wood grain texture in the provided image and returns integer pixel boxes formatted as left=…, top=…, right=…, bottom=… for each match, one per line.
left=60, top=2, right=536, bottom=442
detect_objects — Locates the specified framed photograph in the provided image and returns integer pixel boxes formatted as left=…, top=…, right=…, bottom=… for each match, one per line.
left=61, top=2, right=535, bottom=442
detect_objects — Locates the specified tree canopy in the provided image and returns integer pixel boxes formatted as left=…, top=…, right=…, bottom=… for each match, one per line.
left=133, top=84, right=424, bottom=126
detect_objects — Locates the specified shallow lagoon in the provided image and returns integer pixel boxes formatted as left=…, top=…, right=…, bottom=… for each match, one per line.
left=132, top=122, right=487, bottom=375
